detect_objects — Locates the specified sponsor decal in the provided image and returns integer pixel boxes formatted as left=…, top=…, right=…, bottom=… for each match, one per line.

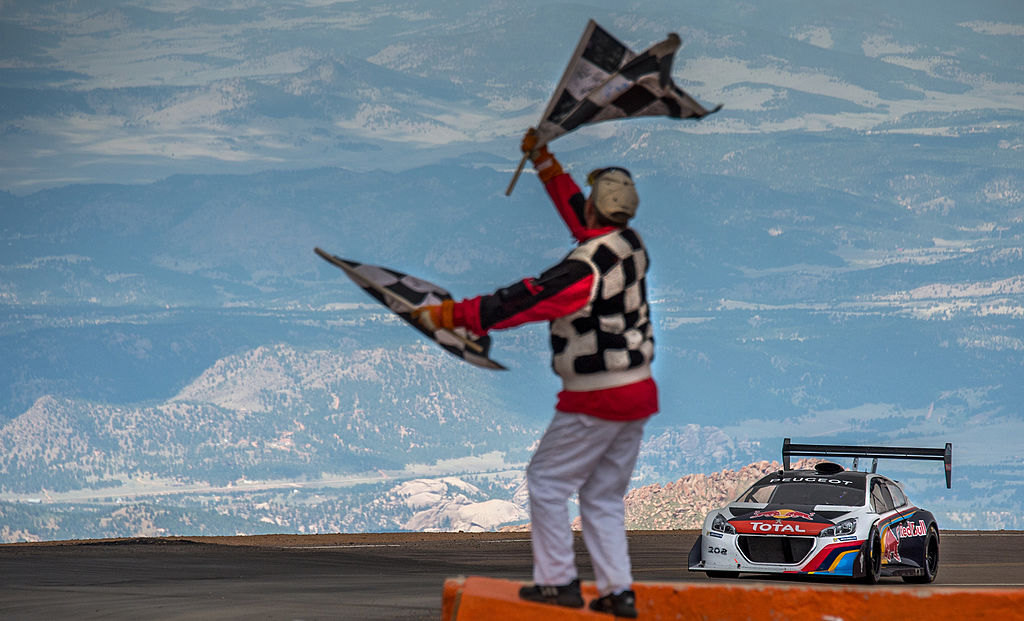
left=882, top=519, right=927, bottom=563
left=731, top=509, right=834, bottom=535
left=750, top=521, right=810, bottom=534
left=730, top=518, right=830, bottom=535
left=768, top=476, right=855, bottom=486
left=838, top=536, right=858, bottom=542
left=897, top=519, right=927, bottom=539
left=883, top=527, right=901, bottom=563
left=707, top=531, right=724, bottom=539
left=749, top=509, right=816, bottom=521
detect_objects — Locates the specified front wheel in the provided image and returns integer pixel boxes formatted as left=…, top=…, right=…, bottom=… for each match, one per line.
left=902, top=526, right=939, bottom=584
left=862, top=526, right=882, bottom=584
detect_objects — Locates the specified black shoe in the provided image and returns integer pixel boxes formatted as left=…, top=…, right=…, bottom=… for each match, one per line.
left=589, top=589, right=637, bottom=618
left=518, top=578, right=584, bottom=608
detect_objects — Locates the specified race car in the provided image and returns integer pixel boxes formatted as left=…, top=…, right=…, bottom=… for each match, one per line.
left=688, top=438, right=951, bottom=583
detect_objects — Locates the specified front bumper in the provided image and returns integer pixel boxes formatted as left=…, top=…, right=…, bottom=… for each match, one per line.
left=688, top=532, right=866, bottom=576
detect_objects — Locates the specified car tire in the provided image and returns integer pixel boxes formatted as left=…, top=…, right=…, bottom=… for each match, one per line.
left=706, top=571, right=739, bottom=579
left=902, top=525, right=939, bottom=584
left=862, top=526, right=882, bottom=584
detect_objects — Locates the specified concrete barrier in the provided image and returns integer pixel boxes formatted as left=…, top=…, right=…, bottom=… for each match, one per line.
left=442, top=575, right=1024, bottom=620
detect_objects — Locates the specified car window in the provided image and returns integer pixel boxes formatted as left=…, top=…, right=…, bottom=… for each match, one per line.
left=770, top=482, right=860, bottom=505
left=738, top=480, right=864, bottom=506
left=740, top=484, right=775, bottom=503
left=870, top=480, right=895, bottom=513
left=886, top=482, right=907, bottom=508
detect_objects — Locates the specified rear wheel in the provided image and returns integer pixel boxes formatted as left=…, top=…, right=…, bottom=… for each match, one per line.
left=862, top=526, right=882, bottom=584
left=706, top=571, right=739, bottom=579
left=903, top=526, right=939, bottom=584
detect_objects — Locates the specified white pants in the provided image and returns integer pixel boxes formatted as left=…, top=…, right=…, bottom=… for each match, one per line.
left=526, top=411, right=646, bottom=595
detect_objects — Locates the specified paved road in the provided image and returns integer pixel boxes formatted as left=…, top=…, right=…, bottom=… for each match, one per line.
left=0, top=531, right=1021, bottom=620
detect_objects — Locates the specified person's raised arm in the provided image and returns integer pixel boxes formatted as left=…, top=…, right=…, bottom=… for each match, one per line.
left=521, top=129, right=589, bottom=242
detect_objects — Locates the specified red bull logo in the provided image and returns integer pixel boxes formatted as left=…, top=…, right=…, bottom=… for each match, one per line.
left=883, top=520, right=925, bottom=563
left=883, top=527, right=901, bottom=563
left=749, top=509, right=816, bottom=521
left=897, top=520, right=927, bottom=539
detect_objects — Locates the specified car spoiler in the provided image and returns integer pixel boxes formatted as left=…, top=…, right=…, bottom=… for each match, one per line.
left=783, top=438, right=953, bottom=488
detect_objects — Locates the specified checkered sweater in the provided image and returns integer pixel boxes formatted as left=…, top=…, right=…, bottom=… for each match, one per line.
left=453, top=172, right=657, bottom=420
left=550, top=226, right=654, bottom=391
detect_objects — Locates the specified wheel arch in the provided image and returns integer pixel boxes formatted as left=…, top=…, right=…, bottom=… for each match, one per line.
left=855, top=519, right=884, bottom=582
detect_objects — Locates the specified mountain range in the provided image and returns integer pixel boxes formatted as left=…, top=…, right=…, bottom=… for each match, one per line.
left=1, top=0, right=1022, bottom=539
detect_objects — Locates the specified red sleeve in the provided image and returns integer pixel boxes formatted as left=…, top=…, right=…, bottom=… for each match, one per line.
left=453, top=259, right=594, bottom=335
left=543, top=173, right=589, bottom=242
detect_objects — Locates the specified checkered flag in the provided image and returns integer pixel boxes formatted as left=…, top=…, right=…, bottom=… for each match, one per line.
left=507, top=20, right=721, bottom=194
left=315, top=248, right=506, bottom=370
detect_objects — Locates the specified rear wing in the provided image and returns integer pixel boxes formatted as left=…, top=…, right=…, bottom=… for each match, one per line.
left=783, top=438, right=952, bottom=489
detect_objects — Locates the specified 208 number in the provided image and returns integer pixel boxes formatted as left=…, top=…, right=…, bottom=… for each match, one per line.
left=707, top=546, right=728, bottom=555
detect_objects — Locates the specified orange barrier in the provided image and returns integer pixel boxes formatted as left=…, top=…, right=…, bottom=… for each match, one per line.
left=442, top=575, right=1024, bottom=620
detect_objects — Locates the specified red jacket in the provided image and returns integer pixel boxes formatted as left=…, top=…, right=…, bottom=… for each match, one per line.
left=453, top=172, right=658, bottom=421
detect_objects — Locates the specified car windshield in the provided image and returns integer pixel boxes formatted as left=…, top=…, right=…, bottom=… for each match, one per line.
left=738, top=476, right=865, bottom=506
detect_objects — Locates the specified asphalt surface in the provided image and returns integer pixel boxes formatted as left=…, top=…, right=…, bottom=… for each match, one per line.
left=0, top=531, right=1021, bottom=620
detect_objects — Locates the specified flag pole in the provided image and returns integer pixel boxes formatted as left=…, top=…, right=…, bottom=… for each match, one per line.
left=507, top=22, right=598, bottom=198
left=505, top=153, right=530, bottom=196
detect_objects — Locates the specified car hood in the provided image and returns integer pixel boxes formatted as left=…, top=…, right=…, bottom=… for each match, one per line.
left=724, top=504, right=850, bottom=536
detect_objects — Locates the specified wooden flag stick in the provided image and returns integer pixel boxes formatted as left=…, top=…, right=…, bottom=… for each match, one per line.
left=505, top=153, right=530, bottom=196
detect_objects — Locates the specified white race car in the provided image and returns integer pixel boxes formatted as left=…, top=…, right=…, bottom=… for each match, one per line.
left=688, top=439, right=951, bottom=583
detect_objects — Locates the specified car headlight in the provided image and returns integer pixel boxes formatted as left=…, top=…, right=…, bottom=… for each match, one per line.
left=711, top=513, right=736, bottom=535
left=819, top=517, right=857, bottom=538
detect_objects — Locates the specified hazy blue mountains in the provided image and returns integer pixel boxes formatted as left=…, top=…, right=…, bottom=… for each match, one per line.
left=1, top=0, right=1022, bottom=539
